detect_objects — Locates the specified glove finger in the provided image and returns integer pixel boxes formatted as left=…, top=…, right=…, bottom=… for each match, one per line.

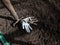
left=25, top=25, right=30, bottom=33
left=22, top=22, right=25, bottom=29
left=28, top=25, right=32, bottom=30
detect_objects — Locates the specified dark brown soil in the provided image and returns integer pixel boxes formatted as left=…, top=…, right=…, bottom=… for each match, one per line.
left=0, top=0, right=60, bottom=45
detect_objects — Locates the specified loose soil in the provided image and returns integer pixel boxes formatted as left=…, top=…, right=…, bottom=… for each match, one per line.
left=0, top=0, right=60, bottom=45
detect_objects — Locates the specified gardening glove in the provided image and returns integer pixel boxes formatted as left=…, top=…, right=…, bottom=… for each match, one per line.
left=22, top=19, right=32, bottom=33
left=21, top=17, right=38, bottom=33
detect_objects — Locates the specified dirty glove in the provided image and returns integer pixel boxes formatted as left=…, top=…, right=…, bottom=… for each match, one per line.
left=21, top=17, right=38, bottom=33
left=22, top=19, right=32, bottom=33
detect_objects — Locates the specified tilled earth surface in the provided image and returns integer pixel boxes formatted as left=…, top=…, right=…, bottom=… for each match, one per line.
left=0, top=0, right=60, bottom=45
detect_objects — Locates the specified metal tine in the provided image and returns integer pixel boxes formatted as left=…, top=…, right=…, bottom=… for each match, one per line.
left=30, top=19, right=38, bottom=22
left=29, top=17, right=38, bottom=21
left=31, top=20, right=38, bottom=23
left=29, top=22, right=37, bottom=25
left=31, top=19, right=38, bottom=22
